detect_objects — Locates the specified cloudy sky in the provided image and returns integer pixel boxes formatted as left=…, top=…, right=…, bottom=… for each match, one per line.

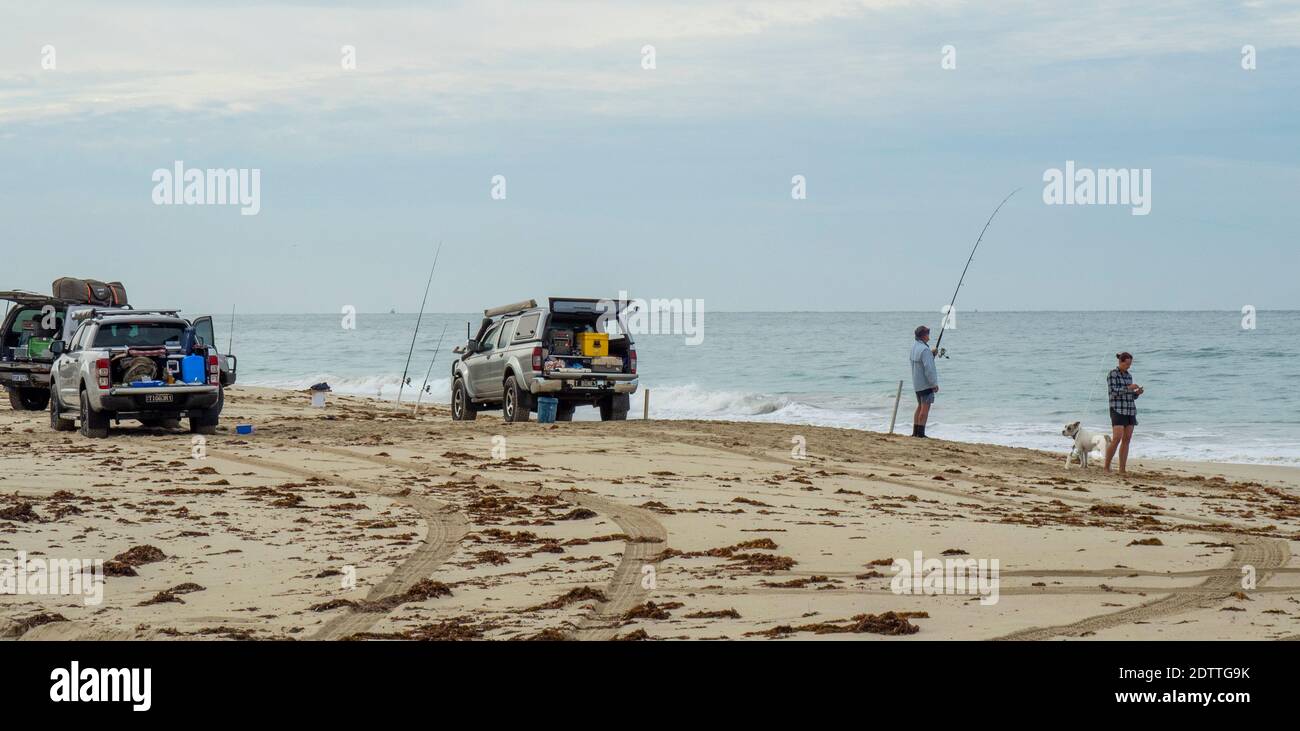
left=2, top=0, right=1298, bottom=313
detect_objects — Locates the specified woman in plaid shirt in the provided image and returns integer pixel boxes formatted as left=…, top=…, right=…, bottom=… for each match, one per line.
left=1104, top=352, right=1144, bottom=474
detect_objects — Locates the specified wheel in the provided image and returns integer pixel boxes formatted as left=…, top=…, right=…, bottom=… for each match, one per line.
left=20, top=388, right=49, bottom=410
left=599, top=393, right=629, bottom=421
left=189, top=386, right=222, bottom=434
left=49, top=387, right=75, bottom=432
left=9, top=387, right=49, bottom=411
left=79, top=388, right=109, bottom=438
left=502, top=376, right=531, bottom=423
left=451, top=377, right=477, bottom=421
left=555, top=403, right=575, bottom=422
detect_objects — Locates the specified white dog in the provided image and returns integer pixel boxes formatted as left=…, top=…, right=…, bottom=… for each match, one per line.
left=1062, top=421, right=1112, bottom=469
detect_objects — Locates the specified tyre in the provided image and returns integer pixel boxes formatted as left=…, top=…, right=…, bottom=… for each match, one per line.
left=22, top=387, right=49, bottom=410
left=79, top=388, right=109, bottom=438
left=190, top=386, right=222, bottom=435
left=49, top=388, right=75, bottom=432
left=451, top=377, right=477, bottom=421
left=555, top=403, right=575, bottom=422
left=599, top=393, right=629, bottom=421
left=502, top=375, right=531, bottom=423
left=9, top=387, right=49, bottom=411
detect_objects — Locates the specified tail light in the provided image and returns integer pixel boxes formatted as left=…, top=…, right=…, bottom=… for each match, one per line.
left=629, top=349, right=637, bottom=375
left=207, top=355, right=220, bottom=385
left=96, top=359, right=111, bottom=389
left=531, top=347, right=543, bottom=371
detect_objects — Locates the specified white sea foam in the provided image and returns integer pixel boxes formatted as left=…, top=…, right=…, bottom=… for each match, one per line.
left=241, top=373, right=1297, bottom=465
left=245, top=373, right=452, bottom=403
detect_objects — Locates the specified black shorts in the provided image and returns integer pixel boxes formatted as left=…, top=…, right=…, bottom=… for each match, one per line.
left=1110, top=409, right=1137, bottom=427
left=916, top=388, right=935, bottom=405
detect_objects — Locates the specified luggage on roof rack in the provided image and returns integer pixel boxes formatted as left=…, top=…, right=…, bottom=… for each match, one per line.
left=52, top=277, right=128, bottom=307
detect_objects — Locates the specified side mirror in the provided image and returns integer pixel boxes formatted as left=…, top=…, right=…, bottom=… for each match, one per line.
left=49, top=341, right=65, bottom=356
left=466, top=339, right=479, bottom=352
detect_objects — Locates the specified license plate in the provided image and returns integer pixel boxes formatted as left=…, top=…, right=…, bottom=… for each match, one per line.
left=10, top=374, right=28, bottom=382
left=145, top=394, right=174, bottom=403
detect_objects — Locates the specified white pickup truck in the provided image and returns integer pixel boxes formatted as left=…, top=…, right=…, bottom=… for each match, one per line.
left=48, top=309, right=236, bottom=438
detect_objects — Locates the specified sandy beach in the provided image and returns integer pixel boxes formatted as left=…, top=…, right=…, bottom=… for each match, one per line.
left=2, top=386, right=1297, bottom=641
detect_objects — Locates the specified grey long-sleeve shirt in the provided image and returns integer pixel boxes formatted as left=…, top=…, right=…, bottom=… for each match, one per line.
left=910, top=339, right=938, bottom=392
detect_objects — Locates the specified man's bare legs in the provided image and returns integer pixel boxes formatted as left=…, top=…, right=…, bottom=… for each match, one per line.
left=914, top=401, right=931, bottom=430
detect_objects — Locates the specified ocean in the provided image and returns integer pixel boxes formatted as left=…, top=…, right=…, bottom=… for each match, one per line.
left=222, top=310, right=1300, bottom=466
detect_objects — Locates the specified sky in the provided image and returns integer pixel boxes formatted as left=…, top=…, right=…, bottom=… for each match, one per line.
left=2, top=0, right=1298, bottom=314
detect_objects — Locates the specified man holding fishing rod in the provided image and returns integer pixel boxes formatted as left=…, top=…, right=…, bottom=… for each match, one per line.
left=910, top=325, right=939, bottom=438
left=907, top=188, right=1019, bottom=440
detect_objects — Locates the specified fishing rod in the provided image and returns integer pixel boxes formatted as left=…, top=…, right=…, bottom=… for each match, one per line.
left=226, top=305, right=235, bottom=355
left=396, top=241, right=442, bottom=405
left=932, top=188, right=1019, bottom=359
left=413, top=323, right=449, bottom=416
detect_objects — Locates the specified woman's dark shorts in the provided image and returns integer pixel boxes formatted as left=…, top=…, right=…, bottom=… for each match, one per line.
left=1110, top=409, right=1137, bottom=427
left=916, top=388, right=936, bottom=405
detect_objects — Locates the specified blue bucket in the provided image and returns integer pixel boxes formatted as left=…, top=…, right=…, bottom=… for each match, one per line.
left=235, top=424, right=255, bottom=435
left=536, top=397, right=558, bottom=423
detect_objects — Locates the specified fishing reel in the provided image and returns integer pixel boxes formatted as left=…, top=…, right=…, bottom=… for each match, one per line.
left=934, top=347, right=948, bottom=360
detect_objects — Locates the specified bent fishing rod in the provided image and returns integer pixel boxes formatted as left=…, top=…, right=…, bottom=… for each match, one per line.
left=932, top=188, right=1019, bottom=359
left=397, top=241, right=442, bottom=405
left=413, top=323, right=449, bottom=416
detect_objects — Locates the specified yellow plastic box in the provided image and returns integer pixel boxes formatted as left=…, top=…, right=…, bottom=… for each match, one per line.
left=577, top=332, right=609, bottom=357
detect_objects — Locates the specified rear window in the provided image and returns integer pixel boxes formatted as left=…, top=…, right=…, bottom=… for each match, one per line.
left=94, top=323, right=185, bottom=348
left=514, top=313, right=540, bottom=341
left=9, top=308, right=62, bottom=336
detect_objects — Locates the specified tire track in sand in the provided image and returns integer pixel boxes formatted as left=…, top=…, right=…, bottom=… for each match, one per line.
left=210, top=451, right=470, bottom=640
left=994, top=535, right=1290, bottom=640
left=665, top=434, right=1295, bottom=640
left=305, top=445, right=667, bottom=641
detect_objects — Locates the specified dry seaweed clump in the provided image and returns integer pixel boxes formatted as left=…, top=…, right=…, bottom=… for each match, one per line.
left=620, top=601, right=684, bottom=621
left=308, top=579, right=452, bottom=613
left=747, top=611, right=924, bottom=638
left=0, top=501, right=41, bottom=523
left=2, top=612, right=68, bottom=638
left=684, top=608, right=741, bottom=620
left=727, top=552, right=797, bottom=572
left=345, top=617, right=488, bottom=641
left=138, top=583, right=206, bottom=606
left=113, top=545, right=167, bottom=566
left=526, top=586, right=608, bottom=612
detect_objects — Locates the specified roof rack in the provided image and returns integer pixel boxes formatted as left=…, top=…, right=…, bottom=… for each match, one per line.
left=71, top=307, right=181, bottom=321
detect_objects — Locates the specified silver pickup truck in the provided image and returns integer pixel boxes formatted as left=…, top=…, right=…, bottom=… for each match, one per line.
left=48, top=310, right=237, bottom=438
left=451, top=298, right=637, bottom=422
